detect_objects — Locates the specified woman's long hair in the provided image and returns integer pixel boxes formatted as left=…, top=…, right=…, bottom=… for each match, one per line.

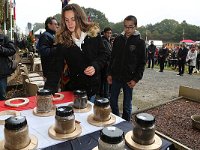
left=55, top=3, right=94, bottom=47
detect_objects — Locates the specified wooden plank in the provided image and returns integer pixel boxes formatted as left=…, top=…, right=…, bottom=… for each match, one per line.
left=179, top=86, right=200, bottom=103
left=155, top=130, right=192, bottom=150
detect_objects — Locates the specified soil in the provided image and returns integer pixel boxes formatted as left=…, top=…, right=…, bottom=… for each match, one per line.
left=136, top=98, right=200, bottom=150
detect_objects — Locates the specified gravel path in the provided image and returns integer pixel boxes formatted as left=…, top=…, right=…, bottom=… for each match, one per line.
left=119, top=68, right=200, bottom=111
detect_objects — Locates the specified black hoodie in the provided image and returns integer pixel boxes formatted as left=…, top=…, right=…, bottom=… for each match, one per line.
left=108, top=32, right=146, bottom=82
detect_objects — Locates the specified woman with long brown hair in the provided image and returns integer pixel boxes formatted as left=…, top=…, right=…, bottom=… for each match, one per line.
left=48, top=4, right=108, bottom=102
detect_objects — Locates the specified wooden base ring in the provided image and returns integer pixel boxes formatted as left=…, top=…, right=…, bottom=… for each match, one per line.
left=125, top=131, right=162, bottom=150
left=48, top=123, right=82, bottom=140
left=33, top=107, right=55, bottom=117
left=53, top=93, right=64, bottom=101
left=92, top=146, right=98, bottom=150
left=87, top=114, right=116, bottom=127
left=0, top=134, right=38, bottom=150
left=68, top=103, right=92, bottom=113
left=4, top=98, right=29, bottom=107
left=0, top=110, right=21, bottom=125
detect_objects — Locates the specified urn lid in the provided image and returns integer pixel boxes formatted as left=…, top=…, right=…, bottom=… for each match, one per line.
left=135, top=113, right=155, bottom=127
left=5, top=116, right=27, bottom=130
left=73, top=90, right=87, bottom=96
left=94, top=98, right=110, bottom=107
left=37, top=89, right=52, bottom=96
left=100, top=126, right=124, bottom=144
left=56, top=106, right=74, bottom=117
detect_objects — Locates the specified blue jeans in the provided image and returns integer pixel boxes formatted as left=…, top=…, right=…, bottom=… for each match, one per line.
left=89, top=95, right=96, bottom=103
left=110, top=79, right=133, bottom=121
left=0, top=77, right=7, bottom=100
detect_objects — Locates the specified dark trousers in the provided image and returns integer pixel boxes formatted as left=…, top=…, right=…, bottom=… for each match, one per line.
left=148, top=56, right=154, bottom=68
left=0, top=77, right=7, bottom=100
left=188, top=66, right=195, bottom=74
left=159, top=58, right=165, bottom=71
left=110, top=79, right=133, bottom=121
left=196, top=60, right=200, bottom=70
left=178, top=60, right=185, bottom=75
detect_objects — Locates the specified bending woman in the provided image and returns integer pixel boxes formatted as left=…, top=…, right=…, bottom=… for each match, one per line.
left=49, top=4, right=109, bottom=102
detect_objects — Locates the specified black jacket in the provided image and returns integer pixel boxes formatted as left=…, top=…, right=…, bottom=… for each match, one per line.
left=108, top=33, right=146, bottom=82
left=147, top=44, right=156, bottom=58
left=0, top=34, right=16, bottom=78
left=159, top=47, right=168, bottom=59
left=46, top=34, right=109, bottom=97
left=37, top=29, right=56, bottom=78
left=177, top=47, right=188, bottom=62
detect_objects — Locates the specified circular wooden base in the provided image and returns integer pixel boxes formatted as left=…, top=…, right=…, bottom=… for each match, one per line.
left=68, top=103, right=92, bottom=113
left=53, top=93, right=64, bottom=101
left=0, top=134, right=38, bottom=150
left=33, top=107, right=55, bottom=117
left=5, top=98, right=29, bottom=107
left=87, top=114, right=116, bottom=127
left=125, top=131, right=162, bottom=150
left=92, top=146, right=98, bottom=150
left=0, top=110, right=21, bottom=125
left=48, top=123, right=82, bottom=140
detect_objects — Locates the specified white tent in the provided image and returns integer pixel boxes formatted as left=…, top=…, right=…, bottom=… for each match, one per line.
left=34, top=29, right=45, bottom=35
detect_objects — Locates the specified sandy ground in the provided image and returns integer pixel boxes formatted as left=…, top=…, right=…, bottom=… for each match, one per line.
left=118, top=68, right=200, bottom=112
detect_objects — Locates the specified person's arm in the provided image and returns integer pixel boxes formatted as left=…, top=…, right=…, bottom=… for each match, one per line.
left=44, top=44, right=64, bottom=93
left=90, top=34, right=110, bottom=74
left=0, top=36, right=16, bottom=57
left=132, top=39, right=146, bottom=83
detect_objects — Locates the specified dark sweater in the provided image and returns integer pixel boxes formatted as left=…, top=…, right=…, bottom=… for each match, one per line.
left=46, top=34, right=109, bottom=97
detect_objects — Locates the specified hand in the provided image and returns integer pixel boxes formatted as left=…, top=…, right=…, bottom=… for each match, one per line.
left=84, top=66, right=95, bottom=76
left=107, top=75, right=112, bottom=84
left=127, top=80, right=136, bottom=88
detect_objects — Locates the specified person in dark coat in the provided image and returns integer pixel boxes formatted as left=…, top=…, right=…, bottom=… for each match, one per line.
left=159, top=44, right=168, bottom=72
left=107, top=15, right=146, bottom=121
left=0, top=25, right=16, bottom=100
left=47, top=4, right=109, bottom=102
left=99, top=27, right=112, bottom=98
left=147, top=41, right=156, bottom=69
left=177, top=42, right=188, bottom=76
left=37, top=17, right=58, bottom=88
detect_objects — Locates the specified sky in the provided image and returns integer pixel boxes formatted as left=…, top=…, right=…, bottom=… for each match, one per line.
left=16, top=0, right=200, bottom=33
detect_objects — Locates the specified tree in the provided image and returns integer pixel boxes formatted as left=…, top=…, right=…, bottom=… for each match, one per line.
left=83, top=7, right=109, bottom=30
left=111, top=21, right=123, bottom=34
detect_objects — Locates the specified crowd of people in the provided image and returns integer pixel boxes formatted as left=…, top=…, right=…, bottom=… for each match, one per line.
left=1, top=3, right=200, bottom=122
left=147, top=41, right=200, bottom=75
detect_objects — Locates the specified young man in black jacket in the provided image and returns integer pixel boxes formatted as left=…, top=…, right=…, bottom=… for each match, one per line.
left=107, top=15, right=146, bottom=121
left=0, top=25, right=16, bottom=100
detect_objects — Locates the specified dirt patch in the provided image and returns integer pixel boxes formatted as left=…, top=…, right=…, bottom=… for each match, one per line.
left=134, top=98, right=200, bottom=150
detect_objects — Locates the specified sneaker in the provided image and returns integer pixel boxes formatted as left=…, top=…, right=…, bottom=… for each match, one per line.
left=176, top=73, right=181, bottom=76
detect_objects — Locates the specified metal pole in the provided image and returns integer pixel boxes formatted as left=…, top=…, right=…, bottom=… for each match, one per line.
left=10, top=0, right=13, bottom=40
left=3, top=0, right=7, bottom=34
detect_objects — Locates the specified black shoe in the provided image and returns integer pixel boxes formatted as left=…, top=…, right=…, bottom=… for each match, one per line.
left=177, top=73, right=181, bottom=76
left=159, top=70, right=163, bottom=72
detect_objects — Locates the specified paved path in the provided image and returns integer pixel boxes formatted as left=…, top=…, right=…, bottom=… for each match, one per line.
left=118, top=68, right=200, bottom=112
